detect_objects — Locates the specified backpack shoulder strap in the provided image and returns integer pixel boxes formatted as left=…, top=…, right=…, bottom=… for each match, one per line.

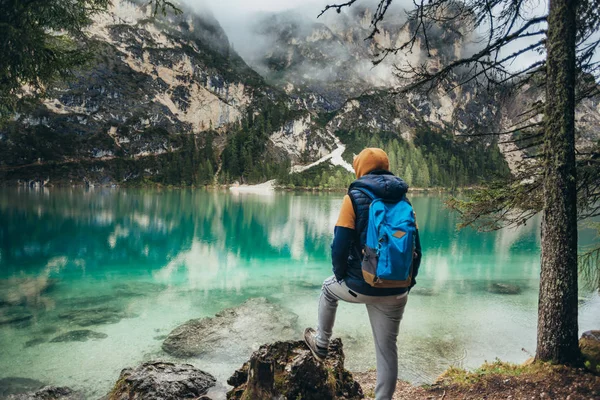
left=352, top=187, right=376, bottom=201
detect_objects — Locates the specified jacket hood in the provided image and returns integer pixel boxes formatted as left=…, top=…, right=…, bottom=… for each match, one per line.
left=349, top=171, right=408, bottom=201
left=353, top=148, right=390, bottom=178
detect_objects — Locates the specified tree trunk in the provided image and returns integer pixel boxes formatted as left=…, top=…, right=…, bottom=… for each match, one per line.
left=536, top=0, right=580, bottom=364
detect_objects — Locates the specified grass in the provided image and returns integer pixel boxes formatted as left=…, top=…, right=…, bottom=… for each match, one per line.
left=436, top=359, right=559, bottom=387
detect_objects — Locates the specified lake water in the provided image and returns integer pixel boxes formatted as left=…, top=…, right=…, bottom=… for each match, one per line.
left=0, top=188, right=598, bottom=398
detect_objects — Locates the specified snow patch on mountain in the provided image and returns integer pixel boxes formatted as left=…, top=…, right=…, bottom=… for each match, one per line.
left=291, top=144, right=353, bottom=173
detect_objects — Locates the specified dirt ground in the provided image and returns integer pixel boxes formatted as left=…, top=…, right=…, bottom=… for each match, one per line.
left=353, top=363, right=600, bottom=400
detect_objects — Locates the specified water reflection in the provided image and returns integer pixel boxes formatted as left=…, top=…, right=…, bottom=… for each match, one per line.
left=0, top=189, right=340, bottom=279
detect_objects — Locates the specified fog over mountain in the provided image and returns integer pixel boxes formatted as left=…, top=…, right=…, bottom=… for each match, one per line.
left=185, top=0, right=547, bottom=83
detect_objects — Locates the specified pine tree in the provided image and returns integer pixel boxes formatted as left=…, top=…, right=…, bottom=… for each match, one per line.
left=416, top=161, right=431, bottom=188
left=1, top=0, right=179, bottom=123
left=403, top=164, right=413, bottom=186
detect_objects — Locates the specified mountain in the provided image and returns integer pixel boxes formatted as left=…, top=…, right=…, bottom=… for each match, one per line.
left=0, top=0, right=598, bottom=188
left=242, top=4, right=465, bottom=110
left=0, top=0, right=276, bottom=185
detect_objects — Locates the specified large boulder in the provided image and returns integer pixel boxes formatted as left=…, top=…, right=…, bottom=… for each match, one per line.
left=162, top=297, right=298, bottom=358
left=107, top=361, right=216, bottom=400
left=226, top=339, right=363, bottom=400
left=580, top=330, right=600, bottom=374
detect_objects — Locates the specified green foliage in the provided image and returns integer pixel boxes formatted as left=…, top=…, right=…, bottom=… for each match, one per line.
left=221, top=123, right=511, bottom=189
left=220, top=102, right=301, bottom=184
left=438, top=359, right=552, bottom=387
left=579, top=222, right=600, bottom=290
left=0, top=0, right=181, bottom=123
left=0, top=0, right=112, bottom=121
left=446, top=179, right=543, bottom=231
left=150, top=0, right=182, bottom=16
left=279, top=164, right=354, bottom=189
left=155, top=132, right=217, bottom=186
left=337, top=128, right=510, bottom=188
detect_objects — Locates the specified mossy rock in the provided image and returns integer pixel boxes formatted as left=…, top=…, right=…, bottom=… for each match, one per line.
left=227, top=339, right=363, bottom=400
left=108, top=361, right=216, bottom=400
left=580, top=330, right=600, bottom=374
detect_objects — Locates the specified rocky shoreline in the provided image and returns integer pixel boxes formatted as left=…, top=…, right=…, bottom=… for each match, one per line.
left=1, top=296, right=598, bottom=400
left=3, top=339, right=599, bottom=400
left=2, top=179, right=464, bottom=194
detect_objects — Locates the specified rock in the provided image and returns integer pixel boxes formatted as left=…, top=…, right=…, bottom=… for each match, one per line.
left=50, top=330, right=108, bottom=342
left=35, top=326, right=59, bottom=335
left=0, top=307, right=33, bottom=327
left=57, top=306, right=134, bottom=327
left=162, top=297, right=298, bottom=358
left=59, top=295, right=115, bottom=308
left=24, top=338, right=47, bottom=348
left=112, top=282, right=167, bottom=298
left=227, top=339, right=363, bottom=400
left=108, top=361, right=216, bottom=400
left=580, top=330, right=600, bottom=374
left=488, top=283, right=522, bottom=295
left=0, top=378, right=45, bottom=397
left=0, top=277, right=57, bottom=307
left=5, top=386, right=83, bottom=400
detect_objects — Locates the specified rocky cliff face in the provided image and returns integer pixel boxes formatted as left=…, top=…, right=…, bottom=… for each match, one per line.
left=0, top=0, right=280, bottom=185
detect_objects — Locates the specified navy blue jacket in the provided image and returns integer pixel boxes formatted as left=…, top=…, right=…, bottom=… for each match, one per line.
left=331, top=170, right=422, bottom=296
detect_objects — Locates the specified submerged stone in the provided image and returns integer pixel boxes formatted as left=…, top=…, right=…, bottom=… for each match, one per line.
left=487, top=283, right=522, bottom=295
left=227, top=339, right=363, bottom=400
left=162, top=297, right=298, bottom=358
left=108, top=361, right=216, bottom=400
left=34, top=325, right=59, bottom=335
left=5, top=386, right=83, bottom=400
left=59, top=295, right=116, bottom=308
left=0, top=377, right=45, bottom=397
left=24, top=338, right=47, bottom=348
left=50, top=329, right=108, bottom=342
left=112, top=282, right=167, bottom=298
left=57, top=306, right=134, bottom=327
left=580, top=330, right=600, bottom=374
left=0, top=308, right=33, bottom=327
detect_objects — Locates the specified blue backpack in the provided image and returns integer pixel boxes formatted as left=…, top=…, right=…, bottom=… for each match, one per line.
left=358, top=189, right=417, bottom=288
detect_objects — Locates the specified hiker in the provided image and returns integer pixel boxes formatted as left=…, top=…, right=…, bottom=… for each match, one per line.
left=304, top=147, right=422, bottom=400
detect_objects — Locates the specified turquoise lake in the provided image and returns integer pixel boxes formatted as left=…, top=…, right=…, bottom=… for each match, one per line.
left=0, top=188, right=598, bottom=398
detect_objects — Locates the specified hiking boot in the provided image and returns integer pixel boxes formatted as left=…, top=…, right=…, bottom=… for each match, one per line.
left=303, top=327, right=328, bottom=361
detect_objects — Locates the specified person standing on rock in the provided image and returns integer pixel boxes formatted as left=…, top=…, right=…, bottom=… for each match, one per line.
left=304, top=147, right=422, bottom=400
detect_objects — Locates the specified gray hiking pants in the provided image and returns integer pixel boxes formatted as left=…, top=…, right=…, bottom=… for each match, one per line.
left=316, top=276, right=408, bottom=400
